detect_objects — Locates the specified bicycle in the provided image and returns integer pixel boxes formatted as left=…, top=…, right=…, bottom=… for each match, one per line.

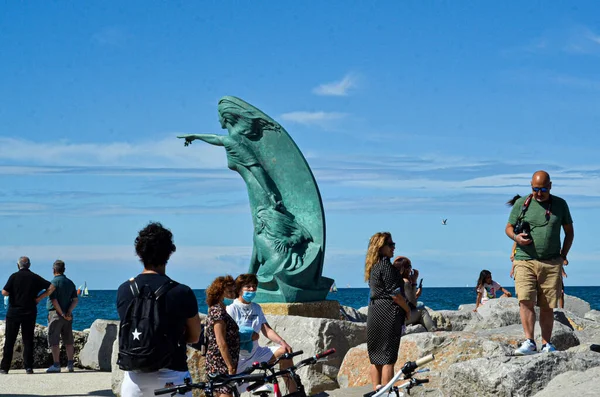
left=153, top=370, right=264, bottom=397
left=244, top=348, right=337, bottom=397
left=153, top=348, right=336, bottom=397
left=363, top=354, right=435, bottom=397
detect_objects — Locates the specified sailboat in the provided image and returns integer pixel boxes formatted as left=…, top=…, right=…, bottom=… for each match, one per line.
left=78, top=281, right=90, bottom=297
left=329, top=282, right=338, bottom=293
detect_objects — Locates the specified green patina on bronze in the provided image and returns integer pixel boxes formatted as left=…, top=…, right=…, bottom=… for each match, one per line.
left=179, top=96, right=333, bottom=303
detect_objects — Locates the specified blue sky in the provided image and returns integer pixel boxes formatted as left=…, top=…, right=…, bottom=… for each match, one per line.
left=1, top=2, right=600, bottom=290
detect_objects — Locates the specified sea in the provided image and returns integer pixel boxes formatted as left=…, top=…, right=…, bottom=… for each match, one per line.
left=2, top=287, right=599, bottom=331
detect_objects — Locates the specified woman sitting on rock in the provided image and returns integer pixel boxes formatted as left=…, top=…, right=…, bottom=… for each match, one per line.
left=205, top=275, right=240, bottom=397
left=393, top=256, right=435, bottom=331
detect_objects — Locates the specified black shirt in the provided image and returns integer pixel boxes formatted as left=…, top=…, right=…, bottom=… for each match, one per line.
left=116, top=273, right=199, bottom=372
left=3, top=268, right=52, bottom=318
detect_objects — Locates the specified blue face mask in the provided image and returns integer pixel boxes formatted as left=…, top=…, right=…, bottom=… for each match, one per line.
left=242, top=291, right=256, bottom=302
left=223, top=297, right=234, bottom=305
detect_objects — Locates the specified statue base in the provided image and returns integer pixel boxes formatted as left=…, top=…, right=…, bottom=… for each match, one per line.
left=260, top=300, right=341, bottom=320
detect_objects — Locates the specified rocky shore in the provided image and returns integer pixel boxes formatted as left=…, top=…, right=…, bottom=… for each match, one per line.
left=1, top=294, right=599, bottom=396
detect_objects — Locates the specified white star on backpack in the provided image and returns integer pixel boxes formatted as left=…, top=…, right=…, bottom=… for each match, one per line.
left=132, top=328, right=142, bottom=340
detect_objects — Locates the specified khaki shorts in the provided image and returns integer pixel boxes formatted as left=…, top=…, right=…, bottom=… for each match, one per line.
left=514, top=258, right=563, bottom=309
left=47, top=311, right=74, bottom=347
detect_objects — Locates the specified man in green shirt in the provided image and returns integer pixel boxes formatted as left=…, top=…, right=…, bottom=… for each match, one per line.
left=46, top=260, right=78, bottom=373
left=505, top=170, right=574, bottom=355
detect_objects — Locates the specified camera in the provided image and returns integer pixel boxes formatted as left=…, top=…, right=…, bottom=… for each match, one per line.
left=514, top=220, right=531, bottom=239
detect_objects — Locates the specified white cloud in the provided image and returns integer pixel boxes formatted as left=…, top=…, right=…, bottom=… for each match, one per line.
left=0, top=136, right=227, bottom=169
left=507, top=25, right=600, bottom=56
left=279, top=111, right=347, bottom=126
left=312, top=73, right=359, bottom=96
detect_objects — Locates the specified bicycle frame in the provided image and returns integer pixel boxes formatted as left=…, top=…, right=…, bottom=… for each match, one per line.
left=247, top=349, right=336, bottom=397
left=366, top=354, right=435, bottom=397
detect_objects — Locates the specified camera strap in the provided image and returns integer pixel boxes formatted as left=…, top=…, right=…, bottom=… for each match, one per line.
left=518, top=194, right=553, bottom=222
left=516, top=194, right=534, bottom=222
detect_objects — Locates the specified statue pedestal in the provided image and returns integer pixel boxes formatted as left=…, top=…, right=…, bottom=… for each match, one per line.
left=260, top=300, right=341, bottom=320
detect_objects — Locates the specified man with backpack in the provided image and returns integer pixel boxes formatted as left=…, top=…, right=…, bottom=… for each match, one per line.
left=116, top=222, right=201, bottom=397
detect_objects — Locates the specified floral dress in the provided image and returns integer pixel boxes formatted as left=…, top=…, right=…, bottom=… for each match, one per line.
left=206, top=304, right=240, bottom=394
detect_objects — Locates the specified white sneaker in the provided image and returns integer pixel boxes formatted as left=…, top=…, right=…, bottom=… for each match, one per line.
left=541, top=343, right=557, bottom=353
left=514, top=339, right=537, bottom=356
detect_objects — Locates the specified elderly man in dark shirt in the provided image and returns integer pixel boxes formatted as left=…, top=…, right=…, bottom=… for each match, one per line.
left=1, top=257, right=55, bottom=374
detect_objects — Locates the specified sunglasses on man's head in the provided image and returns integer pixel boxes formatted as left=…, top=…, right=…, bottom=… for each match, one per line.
left=532, top=187, right=549, bottom=193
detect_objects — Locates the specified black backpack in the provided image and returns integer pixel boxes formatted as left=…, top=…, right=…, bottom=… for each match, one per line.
left=117, top=277, right=178, bottom=372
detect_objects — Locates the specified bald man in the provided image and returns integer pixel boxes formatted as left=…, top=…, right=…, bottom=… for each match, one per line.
left=505, top=170, right=574, bottom=355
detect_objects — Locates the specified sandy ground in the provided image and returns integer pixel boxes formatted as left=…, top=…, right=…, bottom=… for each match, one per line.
left=0, top=368, right=113, bottom=397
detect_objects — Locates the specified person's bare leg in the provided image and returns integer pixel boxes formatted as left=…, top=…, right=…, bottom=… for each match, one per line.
left=278, top=358, right=297, bottom=393
left=66, top=345, right=74, bottom=361
left=51, top=345, right=60, bottom=363
left=519, top=300, right=536, bottom=340
left=539, top=307, right=555, bottom=345
left=381, top=364, right=395, bottom=386
left=370, top=364, right=382, bottom=390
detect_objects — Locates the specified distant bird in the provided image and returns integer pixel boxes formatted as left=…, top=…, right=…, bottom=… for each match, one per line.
left=442, top=219, right=448, bottom=225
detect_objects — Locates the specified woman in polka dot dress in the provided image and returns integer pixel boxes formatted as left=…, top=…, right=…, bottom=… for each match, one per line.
left=365, top=232, right=411, bottom=391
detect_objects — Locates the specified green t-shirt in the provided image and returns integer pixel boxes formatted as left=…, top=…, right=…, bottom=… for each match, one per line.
left=46, top=274, right=77, bottom=313
left=508, top=194, right=573, bottom=260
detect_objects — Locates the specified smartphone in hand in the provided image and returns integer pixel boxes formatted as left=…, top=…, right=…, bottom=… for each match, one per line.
left=418, top=279, right=423, bottom=289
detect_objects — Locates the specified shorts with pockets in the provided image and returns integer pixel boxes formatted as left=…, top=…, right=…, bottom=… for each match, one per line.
left=47, top=311, right=74, bottom=347
left=514, top=257, right=563, bottom=309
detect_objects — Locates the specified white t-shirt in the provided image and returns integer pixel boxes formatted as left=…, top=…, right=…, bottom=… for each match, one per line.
left=477, top=281, right=502, bottom=304
left=226, top=298, right=268, bottom=359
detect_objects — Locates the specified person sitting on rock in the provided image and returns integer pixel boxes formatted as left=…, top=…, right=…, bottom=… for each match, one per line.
left=473, top=270, right=512, bottom=312
left=226, top=274, right=297, bottom=393
left=393, top=256, right=435, bottom=331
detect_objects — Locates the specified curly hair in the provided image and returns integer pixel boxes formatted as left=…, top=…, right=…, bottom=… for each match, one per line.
left=364, top=232, right=392, bottom=282
left=134, top=222, right=176, bottom=269
left=234, top=273, right=258, bottom=297
left=206, top=275, right=235, bottom=307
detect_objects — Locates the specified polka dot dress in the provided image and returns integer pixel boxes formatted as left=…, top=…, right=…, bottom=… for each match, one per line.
left=367, top=257, right=405, bottom=365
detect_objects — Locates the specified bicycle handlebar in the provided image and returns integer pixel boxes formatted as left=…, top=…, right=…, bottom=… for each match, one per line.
left=414, top=354, right=434, bottom=368
left=155, top=382, right=202, bottom=395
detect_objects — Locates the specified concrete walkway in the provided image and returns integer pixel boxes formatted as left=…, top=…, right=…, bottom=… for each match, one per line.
left=0, top=368, right=374, bottom=397
left=0, top=368, right=113, bottom=396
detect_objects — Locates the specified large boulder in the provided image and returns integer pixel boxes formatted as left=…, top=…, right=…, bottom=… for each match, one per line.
left=442, top=351, right=600, bottom=397
left=258, top=314, right=367, bottom=395
left=339, top=306, right=367, bottom=323
left=80, top=319, right=119, bottom=371
left=563, top=294, right=591, bottom=317
left=435, top=309, right=474, bottom=331
left=111, top=338, right=123, bottom=396
left=533, top=365, right=600, bottom=396
left=337, top=321, right=580, bottom=389
left=0, top=320, right=88, bottom=369
left=464, top=298, right=521, bottom=331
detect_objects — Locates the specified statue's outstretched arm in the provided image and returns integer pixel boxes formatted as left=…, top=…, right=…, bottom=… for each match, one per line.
left=178, top=134, right=224, bottom=147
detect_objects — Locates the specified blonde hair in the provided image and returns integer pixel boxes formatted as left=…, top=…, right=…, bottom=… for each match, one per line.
left=364, top=232, right=392, bottom=281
